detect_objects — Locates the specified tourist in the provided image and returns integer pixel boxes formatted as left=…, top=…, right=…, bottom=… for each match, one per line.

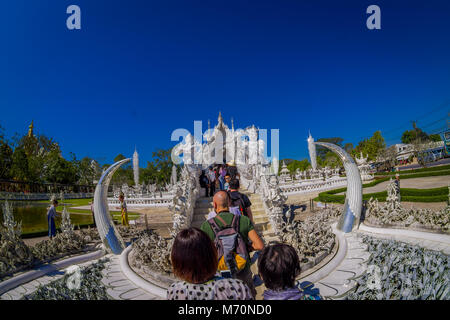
left=207, top=166, right=216, bottom=196
left=258, top=243, right=322, bottom=300
left=47, top=199, right=58, bottom=239
left=219, top=165, right=226, bottom=190
left=90, top=199, right=96, bottom=228
left=228, top=179, right=254, bottom=223
left=199, top=170, right=210, bottom=197
left=224, top=174, right=231, bottom=191
left=201, top=191, right=264, bottom=298
left=167, top=227, right=253, bottom=300
left=119, top=193, right=129, bottom=226
left=226, top=161, right=239, bottom=180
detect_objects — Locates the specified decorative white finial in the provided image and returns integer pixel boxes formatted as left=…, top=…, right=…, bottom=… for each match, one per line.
left=133, top=147, right=139, bottom=186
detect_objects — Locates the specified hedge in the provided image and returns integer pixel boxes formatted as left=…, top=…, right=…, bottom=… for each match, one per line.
left=375, top=164, right=450, bottom=176
left=316, top=174, right=449, bottom=203
left=317, top=190, right=448, bottom=204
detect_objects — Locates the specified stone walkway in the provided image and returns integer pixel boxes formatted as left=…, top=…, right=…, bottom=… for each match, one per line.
left=100, top=254, right=162, bottom=300
left=299, top=228, right=369, bottom=299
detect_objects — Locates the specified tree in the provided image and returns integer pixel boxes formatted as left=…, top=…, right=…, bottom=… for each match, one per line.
left=0, top=141, right=13, bottom=180
left=401, top=122, right=429, bottom=144
left=285, top=159, right=310, bottom=173
left=152, top=148, right=173, bottom=185
left=72, top=156, right=99, bottom=185
left=429, top=134, right=442, bottom=142
left=344, top=143, right=353, bottom=154
left=376, top=145, right=397, bottom=171
left=352, top=131, right=386, bottom=162
left=111, top=153, right=133, bottom=185
left=10, top=147, right=30, bottom=181
left=43, top=150, right=78, bottom=184
left=140, top=148, right=174, bottom=186
left=316, top=137, right=344, bottom=161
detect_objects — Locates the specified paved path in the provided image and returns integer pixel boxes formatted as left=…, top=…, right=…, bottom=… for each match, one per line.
left=100, top=254, right=162, bottom=300
left=299, top=227, right=369, bottom=299
left=397, top=158, right=450, bottom=171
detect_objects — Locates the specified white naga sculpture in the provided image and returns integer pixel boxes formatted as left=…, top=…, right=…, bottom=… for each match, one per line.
left=93, top=158, right=129, bottom=254
left=308, top=133, right=363, bottom=233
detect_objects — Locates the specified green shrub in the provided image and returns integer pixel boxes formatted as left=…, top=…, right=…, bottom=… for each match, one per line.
left=400, top=187, right=448, bottom=197
left=401, top=195, right=448, bottom=202
left=318, top=186, right=448, bottom=204
left=375, top=164, right=450, bottom=176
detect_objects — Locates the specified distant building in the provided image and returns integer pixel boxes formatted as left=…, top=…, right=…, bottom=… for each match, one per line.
left=394, top=143, right=414, bottom=161
left=393, top=141, right=444, bottom=161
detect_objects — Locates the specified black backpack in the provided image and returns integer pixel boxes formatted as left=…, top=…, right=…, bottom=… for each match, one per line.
left=228, top=191, right=247, bottom=217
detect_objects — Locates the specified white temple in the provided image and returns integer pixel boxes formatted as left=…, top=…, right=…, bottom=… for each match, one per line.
left=173, top=112, right=268, bottom=170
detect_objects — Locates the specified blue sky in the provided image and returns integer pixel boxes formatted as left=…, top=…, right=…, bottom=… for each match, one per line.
left=0, top=0, right=449, bottom=165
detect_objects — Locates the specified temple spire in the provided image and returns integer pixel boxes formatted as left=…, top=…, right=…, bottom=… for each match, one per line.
left=28, top=120, right=34, bottom=138
left=218, top=111, right=223, bottom=126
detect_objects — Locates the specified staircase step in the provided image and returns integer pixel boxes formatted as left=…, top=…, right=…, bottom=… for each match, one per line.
left=194, top=207, right=213, bottom=215
left=193, top=214, right=209, bottom=222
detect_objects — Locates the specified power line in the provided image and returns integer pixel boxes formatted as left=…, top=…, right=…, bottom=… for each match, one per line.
left=349, top=102, right=449, bottom=144
left=380, top=101, right=449, bottom=137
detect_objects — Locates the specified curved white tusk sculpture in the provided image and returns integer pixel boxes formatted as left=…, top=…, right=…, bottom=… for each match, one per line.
left=308, top=136, right=363, bottom=233
left=93, top=158, right=130, bottom=254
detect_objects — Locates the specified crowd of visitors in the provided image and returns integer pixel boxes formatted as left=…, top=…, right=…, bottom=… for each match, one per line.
left=44, top=162, right=321, bottom=300
left=167, top=164, right=322, bottom=300
left=199, top=162, right=240, bottom=197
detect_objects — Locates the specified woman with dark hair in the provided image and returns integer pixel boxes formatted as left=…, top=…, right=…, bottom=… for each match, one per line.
left=167, top=227, right=253, bottom=300
left=258, top=243, right=322, bottom=300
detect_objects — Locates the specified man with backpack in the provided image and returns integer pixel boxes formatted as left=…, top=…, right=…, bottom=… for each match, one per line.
left=228, top=179, right=254, bottom=224
left=201, top=191, right=264, bottom=298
